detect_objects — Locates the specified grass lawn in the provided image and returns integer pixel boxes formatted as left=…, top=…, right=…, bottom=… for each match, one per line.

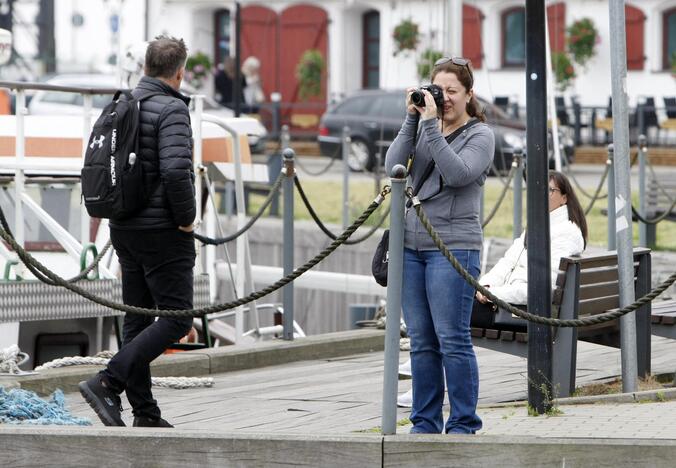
left=248, top=178, right=676, bottom=251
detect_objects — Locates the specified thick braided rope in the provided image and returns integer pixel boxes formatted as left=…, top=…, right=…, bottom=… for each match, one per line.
left=412, top=200, right=676, bottom=327
left=294, top=145, right=341, bottom=176
left=294, top=175, right=389, bottom=244
left=0, top=345, right=28, bottom=375
left=482, top=162, right=516, bottom=228
left=583, top=161, right=610, bottom=215
left=34, top=355, right=214, bottom=389
left=631, top=200, right=676, bottom=225
left=0, top=191, right=386, bottom=318
left=565, top=161, right=609, bottom=201
left=194, top=171, right=285, bottom=246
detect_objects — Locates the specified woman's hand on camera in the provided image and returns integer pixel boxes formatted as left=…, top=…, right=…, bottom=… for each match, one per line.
left=405, top=87, right=418, bottom=115
left=417, top=90, right=438, bottom=121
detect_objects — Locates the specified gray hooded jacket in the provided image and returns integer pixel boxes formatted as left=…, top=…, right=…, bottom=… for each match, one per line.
left=385, top=114, right=495, bottom=251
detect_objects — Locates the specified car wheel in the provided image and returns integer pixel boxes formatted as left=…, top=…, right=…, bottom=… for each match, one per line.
left=347, top=138, right=375, bottom=172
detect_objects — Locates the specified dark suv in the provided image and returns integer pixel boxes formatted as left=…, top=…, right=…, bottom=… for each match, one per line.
left=318, top=89, right=572, bottom=172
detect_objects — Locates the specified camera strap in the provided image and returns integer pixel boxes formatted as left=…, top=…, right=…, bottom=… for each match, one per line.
left=407, top=118, right=480, bottom=207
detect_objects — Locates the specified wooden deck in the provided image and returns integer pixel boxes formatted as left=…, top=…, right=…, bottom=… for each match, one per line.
left=64, top=334, right=676, bottom=433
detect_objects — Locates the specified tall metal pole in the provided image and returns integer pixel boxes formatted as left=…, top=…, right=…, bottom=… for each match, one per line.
left=637, top=134, right=647, bottom=248
left=381, top=164, right=407, bottom=435
left=525, top=0, right=552, bottom=414
left=512, top=148, right=524, bottom=239
left=282, top=148, right=295, bottom=340
left=608, top=0, right=637, bottom=393
left=234, top=1, right=242, bottom=117
left=607, top=145, right=616, bottom=251
left=342, top=126, right=350, bottom=229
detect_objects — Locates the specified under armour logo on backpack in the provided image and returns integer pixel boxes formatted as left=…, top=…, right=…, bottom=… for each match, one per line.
left=90, top=135, right=105, bottom=149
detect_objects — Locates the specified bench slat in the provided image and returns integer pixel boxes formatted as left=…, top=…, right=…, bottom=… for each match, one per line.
left=578, top=295, right=620, bottom=316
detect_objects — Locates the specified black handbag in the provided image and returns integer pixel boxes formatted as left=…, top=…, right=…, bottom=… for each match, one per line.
left=370, top=119, right=480, bottom=287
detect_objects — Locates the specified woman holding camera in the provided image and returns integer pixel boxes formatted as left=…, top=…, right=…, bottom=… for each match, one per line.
left=385, top=57, right=494, bottom=434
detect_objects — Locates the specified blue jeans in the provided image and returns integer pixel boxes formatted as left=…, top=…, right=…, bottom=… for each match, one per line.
left=402, top=248, right=482, bottom=434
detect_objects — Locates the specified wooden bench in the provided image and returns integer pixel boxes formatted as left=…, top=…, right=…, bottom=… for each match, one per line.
left=471, top=248, right=652, bottom=398
left=650, top=299, right=676, bottom=340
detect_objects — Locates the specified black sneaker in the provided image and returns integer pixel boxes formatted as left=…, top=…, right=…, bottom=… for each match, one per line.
left=78, top=376, right=125, bottom=426
left=133, top=416, right=174, bottom=428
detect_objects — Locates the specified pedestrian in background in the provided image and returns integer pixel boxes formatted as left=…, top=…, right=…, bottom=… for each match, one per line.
left=214, top=55, right=246, bottom=109
left=241, top=56, right=265, bottom=113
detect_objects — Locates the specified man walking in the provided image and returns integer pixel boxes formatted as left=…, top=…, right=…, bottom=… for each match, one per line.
left=79, top=35, right=196, bottom=428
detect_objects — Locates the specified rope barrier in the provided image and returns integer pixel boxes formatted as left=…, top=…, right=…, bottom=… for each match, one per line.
left=194, top=171, right=285, bottom=246
left=0, top=188, right=388, bottom=318
left=410, top=194, right=676, bottom=328
left=294, top=145, right=341, bottom=176
left=583, top=161, right=611, bottom=216
left=294, top=176, right=389, bottom=244
left=631, top=200, right=676, bottom=225
left=564, top=163, right=609, bottom=201
left=482, top=163, right=516, bottom=228
left=0, top=206, right=112, bottom=284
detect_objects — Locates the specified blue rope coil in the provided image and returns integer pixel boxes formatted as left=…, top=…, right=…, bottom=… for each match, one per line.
left=0, top=387, right=91, bottom=425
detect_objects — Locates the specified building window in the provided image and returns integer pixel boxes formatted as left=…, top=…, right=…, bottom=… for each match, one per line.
left=502, top=7, right=525, bottom=67
left=214, top=9, right=231, bottom=67
left=664, top=7, right=676, bottom=70
left=362, top=11, right=380, bottom=89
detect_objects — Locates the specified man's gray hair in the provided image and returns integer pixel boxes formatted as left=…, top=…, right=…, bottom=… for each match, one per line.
left=145, top=35, right=188, bottom=78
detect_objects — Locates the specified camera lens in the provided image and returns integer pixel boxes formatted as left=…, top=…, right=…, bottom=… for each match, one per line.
left=411, top=90, right=425, bottom=107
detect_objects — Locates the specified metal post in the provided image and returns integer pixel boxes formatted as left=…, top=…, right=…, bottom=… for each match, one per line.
left=234, top=1, right=242, bottom=117
left=271, top=92, right=281, bottom=141
left=609, top=0, right=637, bottom=393
left=281, top=124, right=290, bottom=151
left=342, top=126, right=350, bottom=229
left=81, top=93, right=92, bottom=245
left=14, top=90, right=25, bottom=248
left=637, top=134, right=647, bottom=248
left=607, top=145, right=616, bottom=251
left=282, top=148, right=295, bottom=340
left=512, top=148, right=524, bottom=239
left=381, top=163, right=407, bottom=436
left=525, top=0, right=552, bottom=415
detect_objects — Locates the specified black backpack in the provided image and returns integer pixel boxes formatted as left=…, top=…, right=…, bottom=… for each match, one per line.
left=81, top=90, right=160, bottom=219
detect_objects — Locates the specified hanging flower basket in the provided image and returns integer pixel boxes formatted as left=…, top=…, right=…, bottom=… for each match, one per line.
left=566, top=18, right=598, bottom=68
left=393, top=19, right=419, bottom=56
left=185, top=52, right=212, bottom=90
left=552, top=51, right=576, bottom=91
left=295, top=49, right=325, bottom=101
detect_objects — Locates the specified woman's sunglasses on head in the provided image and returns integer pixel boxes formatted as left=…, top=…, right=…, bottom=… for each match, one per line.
left=433, top=57, right=473, bottom=86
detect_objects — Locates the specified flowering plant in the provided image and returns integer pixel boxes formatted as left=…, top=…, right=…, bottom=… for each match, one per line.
left=552, top=51, right=576, bottom=91
left=185, top=52, right=212, bottom=89
left=393, top=19, right=419, bottom=56
left=296, top=49, right=325, bottom=100
left=566, top=18, right=598, bottom=68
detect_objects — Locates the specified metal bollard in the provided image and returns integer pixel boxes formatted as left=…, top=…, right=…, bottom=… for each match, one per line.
left=381, top=163, right=407, bottom=436
left=281, top=124, right=291, bottom=151
left=637, top=135, right=647, bottom=247
left=607, top=144, right=616, bottom=251
left=282, top=148, right=295, bottom=340
left=271, top=92, right=282, bottom=141
left=512, top=147, right=524, bottom=239
left=342, top=126, right=351, bottom=229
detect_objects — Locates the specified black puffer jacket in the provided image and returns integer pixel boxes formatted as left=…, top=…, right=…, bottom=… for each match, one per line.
left=110, top=76, right=196, bottom=230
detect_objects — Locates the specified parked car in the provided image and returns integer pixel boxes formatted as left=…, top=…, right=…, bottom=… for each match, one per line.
left=318, top=89, right=573, bottom=173
left=27, top=74, right=268, bottom=153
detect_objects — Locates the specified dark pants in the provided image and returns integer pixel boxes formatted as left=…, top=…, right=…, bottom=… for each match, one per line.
left=101, top=228, right=195, bottom=419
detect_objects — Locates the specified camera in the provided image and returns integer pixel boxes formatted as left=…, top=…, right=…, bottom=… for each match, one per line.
left=410, top=84, right=444, bottom=108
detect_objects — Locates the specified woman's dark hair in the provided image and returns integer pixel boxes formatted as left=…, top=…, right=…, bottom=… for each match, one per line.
left=431, top=59, right=486, bottom=122
left=145, top=35, right=188, bottom=79
left=550, top=171, right=588, bottom=248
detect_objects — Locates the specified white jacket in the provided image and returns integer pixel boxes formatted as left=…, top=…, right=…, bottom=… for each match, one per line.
left=479, top=205, right=585, bottom=305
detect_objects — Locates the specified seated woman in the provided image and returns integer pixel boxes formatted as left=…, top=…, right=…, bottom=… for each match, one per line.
left=472, top=171, right=588, bottom=329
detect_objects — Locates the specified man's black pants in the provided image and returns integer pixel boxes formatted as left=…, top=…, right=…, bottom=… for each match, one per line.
left=101, top=228, right=195, bottom=419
